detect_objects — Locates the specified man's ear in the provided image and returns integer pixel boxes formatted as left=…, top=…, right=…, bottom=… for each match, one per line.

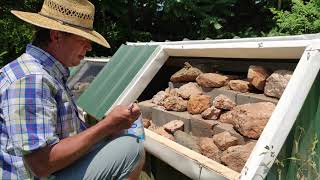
left=49, top=30, right=60, bottom=44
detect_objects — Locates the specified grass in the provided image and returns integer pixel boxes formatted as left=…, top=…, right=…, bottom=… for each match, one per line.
left=139, top=171, right=155, bottom=180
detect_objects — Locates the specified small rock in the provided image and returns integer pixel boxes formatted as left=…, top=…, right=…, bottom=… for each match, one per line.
left=177, top=82, right=203, bottom=99
left=196, top=73, right=229, bottom=88
left=213, top=94, right=236, bottom=110
left=229, top=80, right=251, bottom=93
left=219, top=111, right=234, bottom=124
left=221, top=142, right=256, bottom=173
left=201, top=106, right=221, bottom=120
left=165, top=88, right=179, bottom=97
left=72, top=82, right=91, bottom=95
left=199, top=137, right=221, bottom=162
left=75, top=82, right=90, bottom=91
left=187, top=95, right=212, bottom=114
left=142, top=118, right=151, bottom=128
left=153, top=127, right=175, bottom=141
left=170, top=62, right=203, bottom=82
left=247, top=66, right=271, bottom=90
left=163, top=120, right=184, bottom=134
left=264, top=70, right=293, bottom=99
left=151, top=91, right=169, bottom=106
left=163, top=96, right=187, bottom=112
left=213, top=132, right=240, bottom=151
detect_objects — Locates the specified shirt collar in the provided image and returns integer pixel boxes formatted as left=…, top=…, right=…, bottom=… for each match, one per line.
left=26, top=44, right=70, bottom=82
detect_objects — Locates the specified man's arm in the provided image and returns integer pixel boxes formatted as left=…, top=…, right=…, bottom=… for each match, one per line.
left=24, top=104, right=140, bottom=178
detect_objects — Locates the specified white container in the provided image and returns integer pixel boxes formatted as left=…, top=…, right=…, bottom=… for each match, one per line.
left=126, top=115, right=145, bottom=141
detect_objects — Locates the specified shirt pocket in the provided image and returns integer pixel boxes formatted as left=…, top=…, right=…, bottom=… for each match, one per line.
left=56, top=91, right=80, bottom=138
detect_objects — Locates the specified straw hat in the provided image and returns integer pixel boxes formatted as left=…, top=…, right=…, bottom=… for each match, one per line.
left=11, top=0, right=110, bottom=48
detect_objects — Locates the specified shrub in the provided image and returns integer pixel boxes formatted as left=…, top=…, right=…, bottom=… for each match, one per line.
left=269, top=0, right=320, bottom=36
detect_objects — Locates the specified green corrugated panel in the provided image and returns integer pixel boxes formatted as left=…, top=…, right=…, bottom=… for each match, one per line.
left=77, top=44, right=158, bottom=119
left=266, top=73, right=320, bottom=179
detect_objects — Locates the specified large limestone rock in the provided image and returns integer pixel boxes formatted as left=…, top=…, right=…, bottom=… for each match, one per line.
left=187, top=95, right=212, bottom=114
left=196, top=73, right=229, bottom=88
left=213, top=94, right=236, bottom=110
left=163, top=96, right=187, bottom=112
left=264, top=70, right=293, bottom=99
left=221, top=102, right=275, bottom=139
left=247, top=66, right=270, bottom=90
left=221, top=142, right=256, bottom=172
left=228, top=80, right=251, bottom=93
left=151, top=91, right=169, bottom=106
left=177, top=82, right=203, bottom=99
left=199, top=137, right=221, bottom=162
left=170, top=62, right=203, bottom=82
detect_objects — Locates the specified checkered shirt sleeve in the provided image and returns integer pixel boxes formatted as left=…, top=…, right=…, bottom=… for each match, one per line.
left=2, top=74, right=60, bottom=156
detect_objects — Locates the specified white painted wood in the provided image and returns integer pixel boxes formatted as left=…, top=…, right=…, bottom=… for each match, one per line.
left=144, top=129, right=240, bottom=180
left=240, top=43, right=320, bottom=180
left=162, top=40, right=310, bottom=59
left=127, top=33, right=320, bottom=46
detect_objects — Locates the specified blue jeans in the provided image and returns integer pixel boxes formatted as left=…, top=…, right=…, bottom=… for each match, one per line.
left=52, top=135, right=145, bottom=180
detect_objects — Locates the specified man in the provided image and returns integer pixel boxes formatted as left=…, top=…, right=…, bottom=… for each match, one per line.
left=0, top=0, right=145, bottom=179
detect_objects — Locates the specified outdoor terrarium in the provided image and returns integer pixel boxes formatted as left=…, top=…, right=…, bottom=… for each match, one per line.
left=140, top=62, right=291, bottom=173
left=76, top=35, right=320, bottom=179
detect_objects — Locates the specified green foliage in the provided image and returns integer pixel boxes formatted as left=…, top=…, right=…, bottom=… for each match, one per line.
left=274, top=127, right=320, bottom=180
left=0, top=16, right=34, bottom=66
left=138, top=171, right=155, bottom=180
left=269, top=0, right=320, bottom=36
left=0, top=0, right=42, bottom=66
left=259, top=126, right=320, bottom=179
left=155, top=0, right=238, bottom=40
left=0, top=0, right=310, bottom=66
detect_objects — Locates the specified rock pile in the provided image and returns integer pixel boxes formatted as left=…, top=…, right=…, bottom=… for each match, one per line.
left=143, top=62, right=292, bottom=172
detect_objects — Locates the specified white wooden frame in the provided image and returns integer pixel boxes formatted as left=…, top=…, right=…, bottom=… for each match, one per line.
left=241, top=42, right=320, bottom=179
left=107, top=39, right=320, bottom=179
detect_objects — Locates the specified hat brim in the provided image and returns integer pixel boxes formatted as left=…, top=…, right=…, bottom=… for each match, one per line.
left=11, top=10, right=110, bottom=48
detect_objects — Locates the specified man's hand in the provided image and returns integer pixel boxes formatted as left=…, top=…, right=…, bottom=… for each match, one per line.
left=100, top=104, right=141, bottom=136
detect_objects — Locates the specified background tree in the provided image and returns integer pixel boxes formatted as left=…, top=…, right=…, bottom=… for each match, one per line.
left=0, top=0, right=42, bottom=66
left=2, top=0, right=316, bottom=67
left=269, top=0, right=320, bottom=35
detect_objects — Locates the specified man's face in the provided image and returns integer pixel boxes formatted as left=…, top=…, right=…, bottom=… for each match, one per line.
left=57, top=33, right=92, bottom=67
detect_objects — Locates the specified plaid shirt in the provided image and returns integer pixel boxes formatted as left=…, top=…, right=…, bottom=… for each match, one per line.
left=0, top=44, right=86, bottom=179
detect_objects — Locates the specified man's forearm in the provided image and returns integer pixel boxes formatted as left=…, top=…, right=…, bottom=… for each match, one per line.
left=24, top=104, right=140, bottom=178
left=24, top=120, right=114, bottom=177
